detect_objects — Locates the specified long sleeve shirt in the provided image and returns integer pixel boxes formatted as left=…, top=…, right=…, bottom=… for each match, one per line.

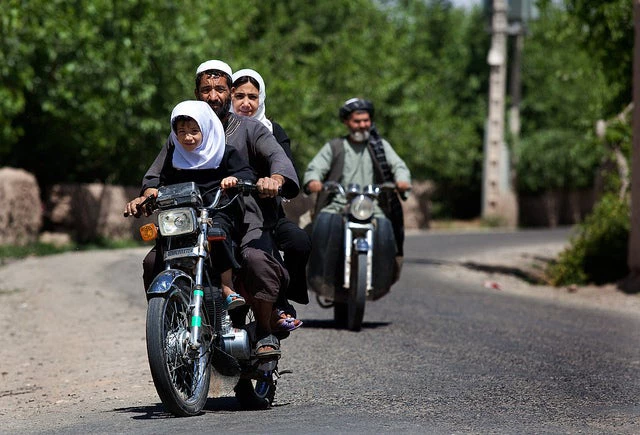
left=303, top=136, right=411, bottom=215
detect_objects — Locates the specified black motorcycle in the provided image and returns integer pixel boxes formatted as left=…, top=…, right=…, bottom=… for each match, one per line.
left=307, top=181, right=399, bottom=331
left=129, top=180, right=279, bottom=416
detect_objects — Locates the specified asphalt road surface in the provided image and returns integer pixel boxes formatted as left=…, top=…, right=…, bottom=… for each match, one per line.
left=1, top=228, right=639, bottom=434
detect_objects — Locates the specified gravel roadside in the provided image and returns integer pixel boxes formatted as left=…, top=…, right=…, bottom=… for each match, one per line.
left=438, top=239, right=640, bottom=317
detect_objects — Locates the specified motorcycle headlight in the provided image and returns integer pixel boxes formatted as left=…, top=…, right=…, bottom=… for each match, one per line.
left=157, top=208, right=197, bottom=236
left=349, top=195, right=374, bottom=221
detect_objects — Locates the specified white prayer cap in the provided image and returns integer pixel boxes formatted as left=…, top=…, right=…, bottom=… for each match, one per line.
left=195, top=60, right=232, bottom=77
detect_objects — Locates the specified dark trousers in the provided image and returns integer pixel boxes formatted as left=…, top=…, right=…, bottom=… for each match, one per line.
left=274, top=216, right=311, bottom=305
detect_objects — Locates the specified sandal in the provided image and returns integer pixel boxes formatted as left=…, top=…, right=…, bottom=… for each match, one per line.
left=254, top=334, right=281, bottom=359
left=222, top=293, right=245, bottom=311
left=273, top=308, right=303, bottom=332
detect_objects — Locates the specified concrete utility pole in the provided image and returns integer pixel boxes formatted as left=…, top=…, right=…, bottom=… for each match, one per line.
left=482, top=0, right=518, bottom=226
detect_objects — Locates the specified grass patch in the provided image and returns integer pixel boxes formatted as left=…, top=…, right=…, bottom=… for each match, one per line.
left=0, top=288, right=24, bottom=295
left=0, top=238, right=146, bottom=260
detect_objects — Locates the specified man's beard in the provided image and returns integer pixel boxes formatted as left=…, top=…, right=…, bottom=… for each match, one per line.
left=209, top=99, right=231, bottom=120
left=350, top=129, right=370, bottom=143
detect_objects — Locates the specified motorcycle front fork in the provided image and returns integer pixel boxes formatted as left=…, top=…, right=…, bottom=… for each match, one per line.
left=343, top=222, right=374, bottom=292
left=188, top=212, right=211, bottom=350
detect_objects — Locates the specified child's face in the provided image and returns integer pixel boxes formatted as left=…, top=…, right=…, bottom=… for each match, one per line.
left=175, top=118, right=203, bottom=152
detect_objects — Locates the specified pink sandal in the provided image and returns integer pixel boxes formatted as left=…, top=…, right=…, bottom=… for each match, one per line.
left=273, top=309, right=303, bottom=332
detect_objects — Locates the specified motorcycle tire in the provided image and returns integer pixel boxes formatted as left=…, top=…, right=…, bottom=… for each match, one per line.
left=348, top=251, right=367, bottom=331
left=232, top=308, right=277, bottom=409
left=334, top=251, right=367, bottom=331
left=234, top=377, right=276, bottom=410
left=334, top=302, right=348, bottom=329
left=146, top=288, right=212, bottom=417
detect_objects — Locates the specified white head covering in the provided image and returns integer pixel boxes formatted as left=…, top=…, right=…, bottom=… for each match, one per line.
left=170, top=100, right=225, bottom=170
left=195, top=59, right=232, bottom=78
left=231, top=68, right=272, bottom=132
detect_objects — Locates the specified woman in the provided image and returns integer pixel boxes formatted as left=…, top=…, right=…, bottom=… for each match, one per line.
left=231, top=68, right=309, bottom=333
left=231, top=68, right=292, bottom=159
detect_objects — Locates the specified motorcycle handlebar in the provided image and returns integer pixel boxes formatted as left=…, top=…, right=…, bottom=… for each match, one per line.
left=322, top=181, right=410, bottom=197
left=124, top=180, right=271, bottom=218
left=123, top=194, right=155, bottom=218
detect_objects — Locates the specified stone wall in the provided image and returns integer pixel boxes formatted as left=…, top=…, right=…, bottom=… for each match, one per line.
left=518, top=188, right=595, bottom=227
left=0, top=168, right=42, bottom=245
left=44, top=183, right=154, bottom=242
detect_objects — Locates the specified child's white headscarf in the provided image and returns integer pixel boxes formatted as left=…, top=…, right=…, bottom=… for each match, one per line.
left=231, top=68, right=272, bottom=133
left=170, top=100, right=225, bottom=170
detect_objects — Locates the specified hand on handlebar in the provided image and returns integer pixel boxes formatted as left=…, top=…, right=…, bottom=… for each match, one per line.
left=220, top=176, right=239, bottom=190
left=256, top=175, right=282, bottom=198
left=396, top=181, right=411, bottom=193
left=306, top=180, right=323, bottom=193
left=124, top=190, right=157, bottom=218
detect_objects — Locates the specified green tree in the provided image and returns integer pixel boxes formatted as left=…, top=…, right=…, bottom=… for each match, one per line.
left=516, top=1, right=610, bottom=196
left=564, top=0, right=633, bottom=116
left=0, top=0, right=491, bottom=221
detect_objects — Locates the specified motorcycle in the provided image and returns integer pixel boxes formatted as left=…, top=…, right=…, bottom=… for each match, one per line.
left=307, top=181, right=400, bottom=331
left=127, top=180, right=279, bottom=416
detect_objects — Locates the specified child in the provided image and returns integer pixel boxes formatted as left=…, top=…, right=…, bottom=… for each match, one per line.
left=126, top=100, right=255, bottom=310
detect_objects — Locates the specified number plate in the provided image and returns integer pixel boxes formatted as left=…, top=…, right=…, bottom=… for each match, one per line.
left=164, top=247, right=199, bottom=261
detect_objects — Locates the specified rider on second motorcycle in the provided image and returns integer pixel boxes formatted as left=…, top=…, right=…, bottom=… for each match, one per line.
left=303, top=98, right=412, bottom=282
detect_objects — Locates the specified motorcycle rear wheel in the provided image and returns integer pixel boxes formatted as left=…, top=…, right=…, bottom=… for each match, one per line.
left=234, top=377, right=276, bottom=409
left=232, top=308, right=277, bottom=409
left=146, top=287, right=212, bottom=417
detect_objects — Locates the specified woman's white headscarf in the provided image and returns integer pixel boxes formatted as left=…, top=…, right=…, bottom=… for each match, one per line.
left=231, top=68, right=273, bottom=133
left=170, top=100, right=225, bottom=170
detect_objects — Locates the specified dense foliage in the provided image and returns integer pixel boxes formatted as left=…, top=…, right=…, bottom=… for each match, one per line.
left=548, top=193, right=630, bottom=285
left=516, top=129, right=601, bottom=194
left=0, top=0, right=488, bottom=218
left=526, top=0, right=634, bottom=286
left=0, top=0, right=633, bottom=224
left=545, top=113, right=633, bottom=285
left=516, top=0, right=616, bottom=196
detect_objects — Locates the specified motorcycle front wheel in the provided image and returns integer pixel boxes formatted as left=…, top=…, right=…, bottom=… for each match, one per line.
left=334, top=251, right=367, bottom=331
left=146, top=287, right=212, bottom=417
left=347, top=251, right=367, bottom=331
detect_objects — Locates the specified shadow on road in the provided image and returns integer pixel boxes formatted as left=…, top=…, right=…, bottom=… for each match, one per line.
left=404, top=257, right=451, bottom=266
left=114, top=397, right=249, bottom=419
left=301, top=319, right=390, bottom=330
left=404, top=256, right=550, bottom=285
left=114, top=403, right=173, bottom=420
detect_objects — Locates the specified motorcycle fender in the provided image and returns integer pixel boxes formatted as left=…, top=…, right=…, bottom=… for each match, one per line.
left=354, top=237, right=369, bottom=253
left=146, top=269, right=193, bottom=299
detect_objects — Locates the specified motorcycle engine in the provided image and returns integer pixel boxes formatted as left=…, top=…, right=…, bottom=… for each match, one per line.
left=221, top=328, right=251, bottom=360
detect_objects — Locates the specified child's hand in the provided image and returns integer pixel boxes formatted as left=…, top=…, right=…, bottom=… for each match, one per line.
left=221, top=176, right=238, bottom=189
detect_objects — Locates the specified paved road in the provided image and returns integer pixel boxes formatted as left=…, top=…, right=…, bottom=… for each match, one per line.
left=4, top=228, right=640, bottom=434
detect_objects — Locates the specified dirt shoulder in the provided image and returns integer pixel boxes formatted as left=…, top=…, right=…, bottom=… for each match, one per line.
left=0, top=248, right=154, bottom=429
left=435, top=239, right=640, bottom=317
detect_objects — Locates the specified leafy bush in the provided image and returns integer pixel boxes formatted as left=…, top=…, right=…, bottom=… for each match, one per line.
left=515, top=128, right=602, bottom=195
left=547, top=193, right=629, bottom=285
